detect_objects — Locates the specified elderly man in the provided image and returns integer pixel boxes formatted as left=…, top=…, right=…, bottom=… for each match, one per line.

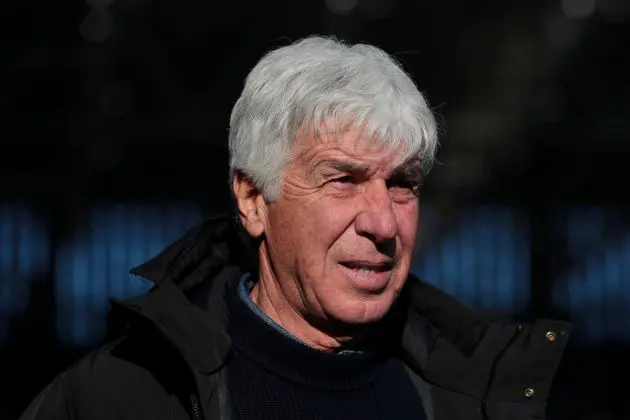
left=21, top=36, right=570, bottom=420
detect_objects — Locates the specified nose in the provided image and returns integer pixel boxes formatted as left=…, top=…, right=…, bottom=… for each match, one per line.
left=354, top=181, right=398, bottom=244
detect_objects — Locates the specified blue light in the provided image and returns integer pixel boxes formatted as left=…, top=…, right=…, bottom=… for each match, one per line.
left=0, top=204, right=49, bottom=343
left=55, top=204, right=202, bottom=347
left=552, top=206, right=630, bottom=345
left=413, top=206, right=530, bottom=311
left=459, top=212, right=477, bottom=305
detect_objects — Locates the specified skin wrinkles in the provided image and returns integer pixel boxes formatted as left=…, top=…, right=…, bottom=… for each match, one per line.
left=234, top=127, right=421, bottom=352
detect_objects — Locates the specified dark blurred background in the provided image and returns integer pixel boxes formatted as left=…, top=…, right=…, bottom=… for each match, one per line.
left=1, top=0, right=629, bottom=418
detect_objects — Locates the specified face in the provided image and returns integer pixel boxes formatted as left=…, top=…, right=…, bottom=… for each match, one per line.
left=241, top=128, right=421, bottom=327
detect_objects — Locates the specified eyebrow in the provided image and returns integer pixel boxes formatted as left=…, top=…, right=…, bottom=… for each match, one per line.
left=319, top=160, right=370, bottom=174
left=306, top=159, right=368, bottom=180
left=392, top=162, right=422, bottom=179
left=310, top=158, right=422, bottom=181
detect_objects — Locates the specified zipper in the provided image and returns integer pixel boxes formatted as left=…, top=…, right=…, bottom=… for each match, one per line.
left=190, top=393, right=203, bottom=420
left=189, top=367, right=230, bottom=420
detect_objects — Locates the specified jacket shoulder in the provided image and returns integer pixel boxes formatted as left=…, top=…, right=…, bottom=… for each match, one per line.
left=402, top=278, right=571, bottom=419
left=425, top=316, right=571, bottom=420
left=20, top=335, right=190, bottom=420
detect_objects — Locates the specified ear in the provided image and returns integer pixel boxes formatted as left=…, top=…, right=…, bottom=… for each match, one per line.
left=232, top=171, right=267, bottom=238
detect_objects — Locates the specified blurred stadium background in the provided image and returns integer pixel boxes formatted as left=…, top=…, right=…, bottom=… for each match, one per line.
left=1, top=0, right=629, bottom=418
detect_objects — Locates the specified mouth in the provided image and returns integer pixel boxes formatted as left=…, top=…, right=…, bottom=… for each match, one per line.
left=337, top=260, right=394, bottom=292
left=339, top=260, right=394, bottom=272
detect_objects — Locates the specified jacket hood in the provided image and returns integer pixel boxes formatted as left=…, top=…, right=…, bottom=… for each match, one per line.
left=114, top=214, right=488, bottom=375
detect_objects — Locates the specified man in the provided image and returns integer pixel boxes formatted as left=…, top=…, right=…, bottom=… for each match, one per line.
left=20, top=36, right=570, bottom=420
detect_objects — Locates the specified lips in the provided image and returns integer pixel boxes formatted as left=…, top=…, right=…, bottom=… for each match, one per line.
left=338, top=260, right=394, bottom=292
left=339, top=260, right=394, bottom=271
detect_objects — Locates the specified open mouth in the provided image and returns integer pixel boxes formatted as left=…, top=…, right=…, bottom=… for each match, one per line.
left=338, top=261, right=393, bottom=291
left=339, top=261, right=394, bottom=272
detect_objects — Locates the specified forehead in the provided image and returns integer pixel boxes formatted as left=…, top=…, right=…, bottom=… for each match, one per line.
left=293, top=127, right=407, bottom=171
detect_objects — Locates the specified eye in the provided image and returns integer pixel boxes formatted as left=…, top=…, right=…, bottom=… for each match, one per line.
left=387, top=177, right=421, bottom=199
left=386, top=178, right=417, bottom=190
left=331, top=175, right=355, bottom=184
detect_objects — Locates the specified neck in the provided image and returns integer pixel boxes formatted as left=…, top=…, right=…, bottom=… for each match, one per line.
left=250, top=247, right=357, bottom=352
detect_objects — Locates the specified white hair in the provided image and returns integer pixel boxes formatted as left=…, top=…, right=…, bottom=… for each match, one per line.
left=229, top=36, right=438, bottom=201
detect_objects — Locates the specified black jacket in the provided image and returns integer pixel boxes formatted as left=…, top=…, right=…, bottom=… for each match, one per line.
left=20, top=215, right=571, bottom=420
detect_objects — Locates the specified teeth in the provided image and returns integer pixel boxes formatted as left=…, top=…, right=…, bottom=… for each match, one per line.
left=350, top=267, right=380, bottom=279
left=341, top=264, right=391, bottom=288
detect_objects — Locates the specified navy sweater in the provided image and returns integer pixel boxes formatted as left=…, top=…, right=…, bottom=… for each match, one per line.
left=225, top=276, right=426, bottom=420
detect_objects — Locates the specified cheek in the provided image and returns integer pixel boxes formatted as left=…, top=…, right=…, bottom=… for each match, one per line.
left=269, top=197, right=343, bottom=257
left=307, top=196, right=356, bottom=238
left=395, top=202, right=419, bottom=248
left=266, top=202, right=303, bottom=255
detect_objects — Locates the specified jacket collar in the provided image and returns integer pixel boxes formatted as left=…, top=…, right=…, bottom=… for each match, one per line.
left=114, top=215, right=487, bottom=375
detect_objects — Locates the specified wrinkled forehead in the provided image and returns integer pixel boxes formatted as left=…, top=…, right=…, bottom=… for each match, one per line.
left=292, top=124, right=417, bottom=172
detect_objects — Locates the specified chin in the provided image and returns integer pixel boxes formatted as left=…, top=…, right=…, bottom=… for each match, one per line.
left=326, top=292, right=397, bottom=325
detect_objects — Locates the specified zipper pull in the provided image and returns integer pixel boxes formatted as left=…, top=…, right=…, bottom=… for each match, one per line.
left=190, top=393, right=203, bottom=420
